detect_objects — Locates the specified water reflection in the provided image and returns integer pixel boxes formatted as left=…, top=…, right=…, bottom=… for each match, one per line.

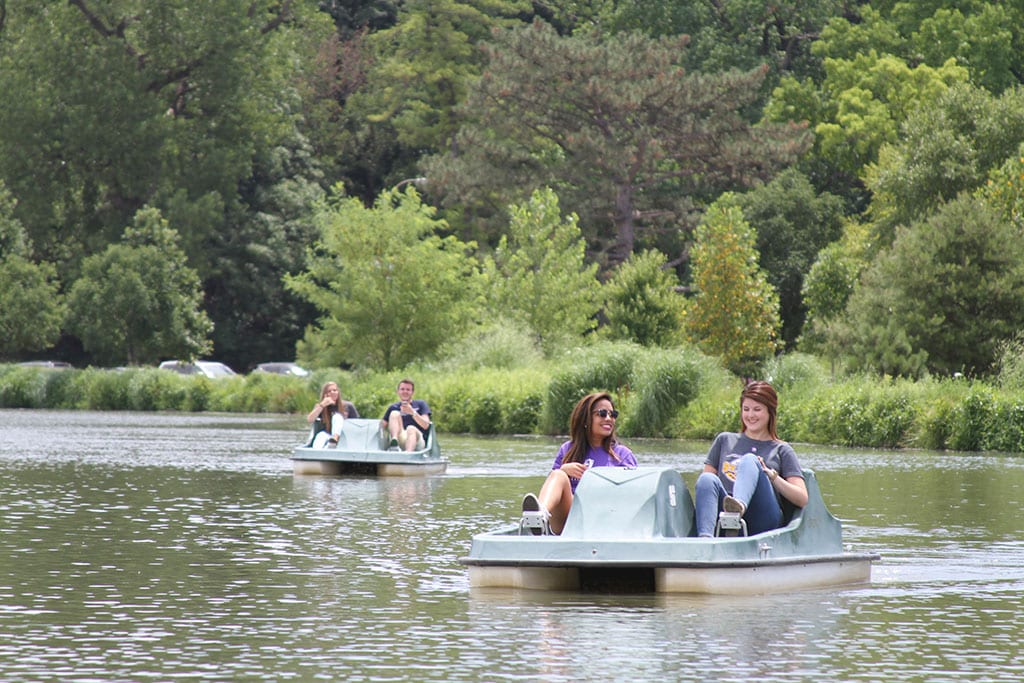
left=1, top=409, right=1023, bottom=681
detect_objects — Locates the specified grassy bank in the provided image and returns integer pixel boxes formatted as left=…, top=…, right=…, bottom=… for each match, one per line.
left=3, top=347, right=1024, bottom=453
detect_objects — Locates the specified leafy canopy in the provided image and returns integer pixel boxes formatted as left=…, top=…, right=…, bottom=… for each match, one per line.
left=486, top=188, right=601, bottom=352
left=66, top=208, right=213, bottom=366
left=685, top=200, right=781, bottom=376
left=601, top=249, right=683, bottom=348
left=424, top=20, right=809, bottom=265
left=829, top=195, right=1024, bottom=378
left=288, top=187, right=483, bottom=371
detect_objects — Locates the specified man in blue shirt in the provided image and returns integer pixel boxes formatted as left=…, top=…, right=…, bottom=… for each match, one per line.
left=380, top=378, right=432, bottom=451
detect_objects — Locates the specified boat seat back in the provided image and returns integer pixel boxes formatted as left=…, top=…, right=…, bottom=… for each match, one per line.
left=561, top=467, right=695, bottom=539
left=332, top=418, right=389, bottom=451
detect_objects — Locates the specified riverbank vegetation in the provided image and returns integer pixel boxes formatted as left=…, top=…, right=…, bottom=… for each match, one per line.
left=4, top=3, right=1024, bottom=454
left=6, top=337, right=1024, bottom=453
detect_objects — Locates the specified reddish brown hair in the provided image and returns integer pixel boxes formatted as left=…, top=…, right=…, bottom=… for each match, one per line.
left=740, top=380, right=779, bottom=440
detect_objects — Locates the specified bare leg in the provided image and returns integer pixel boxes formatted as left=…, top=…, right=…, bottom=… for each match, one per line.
left=388, top=412, right=404, bottom=440
left=403, top=425, right=420, bottom=452
left=538, top=469, right=574, bottom=534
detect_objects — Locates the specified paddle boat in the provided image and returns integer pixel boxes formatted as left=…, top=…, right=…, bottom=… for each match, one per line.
left=461, top=466, right=878, bottom=594
left=291, top=418, right=447, bottom=476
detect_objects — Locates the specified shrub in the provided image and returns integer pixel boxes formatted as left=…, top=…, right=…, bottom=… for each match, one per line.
left=948, top=387, right=995, bottom=451
left=621, top=348, right=703, bottom=438
left=81, top=368, right=133, bottom=410
left=0, top=366, right=47, bottom=408
left=541, top=342, right=638, bottom=433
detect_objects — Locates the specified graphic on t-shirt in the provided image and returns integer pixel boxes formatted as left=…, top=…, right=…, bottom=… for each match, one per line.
left=722, top=457, right=738, bottom=482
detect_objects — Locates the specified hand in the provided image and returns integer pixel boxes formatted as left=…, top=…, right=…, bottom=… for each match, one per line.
left=562, top=461, right=588, bottom=478
left=320, top=397, right=335, bottom=408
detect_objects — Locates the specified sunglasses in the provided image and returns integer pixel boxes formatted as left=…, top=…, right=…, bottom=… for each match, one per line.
left=593, top=408, right=619, bottom=419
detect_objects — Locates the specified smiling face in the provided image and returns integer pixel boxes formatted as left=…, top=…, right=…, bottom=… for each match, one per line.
left=741, top=397, right=769, bottom=438
left=397, top=381, right=414, bottom=402
left=321, top=382, right=340, bottom=403
left=589, top=398, right=617, bottom=444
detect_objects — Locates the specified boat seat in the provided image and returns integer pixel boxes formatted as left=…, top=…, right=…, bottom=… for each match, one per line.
left=561, top=467, right=695, bottom=539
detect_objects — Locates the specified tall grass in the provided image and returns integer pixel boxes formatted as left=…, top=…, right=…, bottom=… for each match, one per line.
left=4, top=355, right=1024, bottom=453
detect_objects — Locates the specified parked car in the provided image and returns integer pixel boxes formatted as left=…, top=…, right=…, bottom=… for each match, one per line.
left=17, top=360, right=73, bottom=369
left=253, top=362, right=310, bottom=377
left=159, top=360, right=237, bottom=379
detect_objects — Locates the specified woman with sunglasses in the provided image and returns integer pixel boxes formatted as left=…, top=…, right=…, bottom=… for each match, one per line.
left=521, top=392, right=637, bottom=535
left=694, top=380, right=808, bottom=537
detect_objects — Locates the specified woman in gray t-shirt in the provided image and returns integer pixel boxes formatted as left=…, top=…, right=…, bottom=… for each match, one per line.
left=694, top=381, right=808, bottom=537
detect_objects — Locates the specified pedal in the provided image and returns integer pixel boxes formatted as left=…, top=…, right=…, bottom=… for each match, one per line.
left=520, top=511, right=549, bottom=535
left=715, top=511, right=747, bottom=537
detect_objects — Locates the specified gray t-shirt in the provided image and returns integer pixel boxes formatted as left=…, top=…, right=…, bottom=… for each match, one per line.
left=704, top=432, right=803, bottom=495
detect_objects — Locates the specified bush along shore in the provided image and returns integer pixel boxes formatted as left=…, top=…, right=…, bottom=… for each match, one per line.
left=3, top=347, right=1024, bottom=453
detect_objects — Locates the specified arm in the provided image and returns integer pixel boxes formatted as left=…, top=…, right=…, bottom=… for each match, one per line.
left=766, top=470, right=809, bottom=508
left=308, top=397, right=333, bottom=424
left=761, top=445, right=808, bottom=507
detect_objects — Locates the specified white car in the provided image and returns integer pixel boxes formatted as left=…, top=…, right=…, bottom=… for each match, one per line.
left=159, top=360, right=237, bottom=379
left=253, top=362, right=310, bottom=377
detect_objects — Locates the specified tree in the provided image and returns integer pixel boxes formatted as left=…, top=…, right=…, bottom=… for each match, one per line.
left=800, top=220, right=871, bottom=357
left=729, top=169, right=845, bottom=347
left=602, top=249, right=683, bottom=347
left=0, top=2, right=333, bottom=366
left=287, top=187, right=483, bottom=371
left=864, top=84, right=1024, bottom=245
left=486, top=188, right=601, bottom=352
left=0, top=181, right=65, bottom=359
left=685, top=200, right=781, bottom=376
left=0, top=256, right=65, bottom=359
left=829, top=196, right=1024, bottom=378
left=66, top=208, right=213, bottom=366
left=424, top=21, right=810, bottom=265
left=591, top=0, right=845, bottom=82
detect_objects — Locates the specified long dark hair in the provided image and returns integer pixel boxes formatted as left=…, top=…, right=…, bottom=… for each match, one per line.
left=319, top=381, right=343, bottom=434
left=564, top=392, right=621, bottom=464
left=739, top=380, right=779, bottom=440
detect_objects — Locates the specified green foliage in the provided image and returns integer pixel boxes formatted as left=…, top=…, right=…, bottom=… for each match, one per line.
left=730, top=169, right=845, bottom=347
left=288, top=187, right=484, bottom=370
left=994, top=333, right=1024, bottom=391
left=781, top=376, right=917, bottom=448
left=359, top=0, right=528, bottom=151
left=424, top=21, right=809, bottom=264
left=0, top=255, right=66, bottom=358
left=619, top=348, right=705, bottom=438
left=948, top=387, right=995, bottom=452
left=865, top=84, right=1024, bottom=243
left=602, top=249, right=684, bottom=347
left=977, top=143, right=1024, bottom=232
left=831, top=196, right=1024, bottom=378
left=685, top=201, right=781, bottom=376
left=0, top=366, right=48, bottom=408
left=435, top=318, right=543, bottom=371
left=0, top=181, right=30, bottom=258
left=760, top=353, right=832, bottom=394
left=541, top=342, right=639, bottom=434
left=66, top=208, right=213, bottom=366
left=800, top=220, right=871, bottom=354
left=486, top=188, right=601, bottom=351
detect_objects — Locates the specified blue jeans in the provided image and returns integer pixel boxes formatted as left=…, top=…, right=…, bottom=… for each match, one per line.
left=695, top=453, right=782, bottom=537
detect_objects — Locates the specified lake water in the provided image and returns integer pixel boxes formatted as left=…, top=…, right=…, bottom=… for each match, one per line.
left=1, top=409, right=1022, bottom=681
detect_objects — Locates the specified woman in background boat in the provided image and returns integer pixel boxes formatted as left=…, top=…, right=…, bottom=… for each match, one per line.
left=694, top=380, right=808, bottom=537
left=521, top=392, right=637, bottom=535
left=306, top=381, right=350, bottom=448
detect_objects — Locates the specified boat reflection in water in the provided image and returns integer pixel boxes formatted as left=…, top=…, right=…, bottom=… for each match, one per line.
left=461, top=467, right=878, bottom=594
